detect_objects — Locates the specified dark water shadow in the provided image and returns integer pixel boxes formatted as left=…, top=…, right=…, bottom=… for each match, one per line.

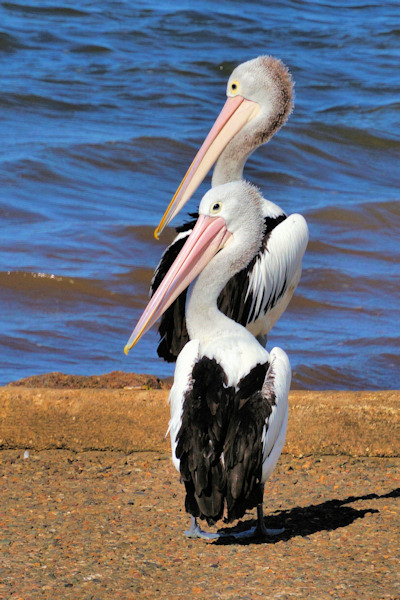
left=213, top=488, right=400, bottom=546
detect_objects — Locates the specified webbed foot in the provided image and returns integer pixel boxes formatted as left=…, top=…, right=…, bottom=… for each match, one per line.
left=185, top=517, right=219, bottom=540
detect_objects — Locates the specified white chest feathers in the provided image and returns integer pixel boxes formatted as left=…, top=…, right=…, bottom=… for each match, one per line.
left=200, top=330, right=269, bottom=388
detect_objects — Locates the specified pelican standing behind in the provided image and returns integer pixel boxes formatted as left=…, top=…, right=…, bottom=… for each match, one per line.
left=125, top=181, right=291, bottom=539
left=151, top=55, right=308, bottom=362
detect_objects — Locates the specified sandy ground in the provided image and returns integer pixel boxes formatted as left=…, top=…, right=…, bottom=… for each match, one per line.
left=1, top=450, right=399, bottom=600
left=0, top=374, right=399, bottom=599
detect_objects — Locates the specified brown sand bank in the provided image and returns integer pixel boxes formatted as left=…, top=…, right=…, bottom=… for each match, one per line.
left=1, top=376, right=399, bottom=599
left=1, top=376, right=399, bottom=456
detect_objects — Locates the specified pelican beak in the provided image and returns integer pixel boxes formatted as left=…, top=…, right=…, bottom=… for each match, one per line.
left=154, top=95, right=260, bottom=239
left=125, top=214, right=231, bottom=353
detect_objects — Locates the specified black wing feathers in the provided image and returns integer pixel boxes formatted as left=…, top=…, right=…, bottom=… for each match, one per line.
left=224, top=363, right=272, bottom=521
left=175, top=357, right=232, bottom=524
left=176, top=359, right=271, bottom=524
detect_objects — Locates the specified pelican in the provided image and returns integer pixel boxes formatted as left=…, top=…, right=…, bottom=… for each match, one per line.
left=125, top=181, right=291, bottom=539
left=151, top=55, right=308, bottom=361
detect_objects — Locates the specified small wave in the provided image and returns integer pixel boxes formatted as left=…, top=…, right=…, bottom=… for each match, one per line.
left=0, top=271, right=132, bottom=306
left=307, top=122, right=400, bottom=151
left=292, top=364, right=376, bottom=391
left=115, top=267, right=154, bottom=297
left=301, top=267, right=354, bottom=292
left=375, top=352, right=400, bottom=369
left=70, top=44, right=113, bottom=54
left=0, top=30, right=26, bottom=52
left=52, top=136, right=193, bottom=175
left=53, top=141, right=140, bottom=172
left=376, top=27, right=400, bottom=38
left=288, top=293, right=370, bottom=315
left=2, top=2, right=89, bottom=17
left=302, top=267, right=399, bottom=297
left=355, top=101, right=400, bottom=116
left=307, top=239, right=398, bottom=264
left=160, top=8, right=254, bottom=32
left=115, top=224, right=176, bottom=247
left=342, top=336, right=400, bottom=350
left=1, top=270, right=155, bottom=311
left=309, top=201, right=400, bottom=233
left=290, top=138, right=348, bottom=166
left=33, top=31, right=63, bottom=44
left=4, top=158, right=69, bottom=184
left=0, top=92, right=113, bottom=112
left=0, top=203, right=47, bottom=223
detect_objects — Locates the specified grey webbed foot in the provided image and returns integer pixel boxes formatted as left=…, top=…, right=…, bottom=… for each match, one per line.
left=185, top=516, right=220, bottom=540
left=185, top=504, right=284, bottom=541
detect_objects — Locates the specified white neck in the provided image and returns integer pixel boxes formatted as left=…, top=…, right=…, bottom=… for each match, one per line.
left=211, top=110, right=277, bottom=187
left=211, top=151, right=248, bottom=187
left=185, top=208, right=268, bottom=384
left=186, top=249, right=244, bottom=344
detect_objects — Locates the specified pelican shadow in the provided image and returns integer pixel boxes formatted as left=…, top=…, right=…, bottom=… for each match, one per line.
left=213, top=488, right=399, bottom=545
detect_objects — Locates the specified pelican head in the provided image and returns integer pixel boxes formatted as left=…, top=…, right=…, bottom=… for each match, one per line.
left=154, top=56, right=294, bottom=239
left=125, top=181, right=264, bottom=353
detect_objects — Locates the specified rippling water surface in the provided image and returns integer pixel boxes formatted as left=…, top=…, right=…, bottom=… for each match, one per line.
left=1, top=0, right=399, bottom=389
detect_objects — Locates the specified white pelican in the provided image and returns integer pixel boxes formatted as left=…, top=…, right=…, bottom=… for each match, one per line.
left=151, top=55, right=308, bottom=361
left=126, top=181, right=291, bottom=539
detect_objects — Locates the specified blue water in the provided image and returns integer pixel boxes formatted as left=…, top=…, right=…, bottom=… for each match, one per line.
left=1, top=1, right=399, bottom=389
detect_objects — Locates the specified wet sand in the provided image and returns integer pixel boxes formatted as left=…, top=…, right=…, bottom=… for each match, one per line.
left=1, top=376, right=399, bottom=599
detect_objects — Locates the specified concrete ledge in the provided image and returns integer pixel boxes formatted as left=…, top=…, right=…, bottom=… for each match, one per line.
left=0, top=386, right=399, bottom=457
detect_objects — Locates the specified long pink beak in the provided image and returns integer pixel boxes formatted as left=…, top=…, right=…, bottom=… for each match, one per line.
left=154, top=95, right=259, bottom=239
left=124, top=214, right=231, bottom=354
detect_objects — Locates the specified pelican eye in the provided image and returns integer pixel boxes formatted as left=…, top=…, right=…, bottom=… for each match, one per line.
left=211, top=202, right=222, bottom=214
left=229, top=80, right=239, bottom=94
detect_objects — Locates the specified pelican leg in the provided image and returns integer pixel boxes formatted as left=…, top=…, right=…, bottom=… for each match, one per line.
left=184, top=509, right=284, bottom=541
left=255, top=502, right=285, bottom=537
left=256, top=333, right=268, bottom=348
left=185, top=516, right=254, bottom=541
left=185, top=516, right=220, bottom=540
left=184, top=485, right=284, bottom=541
left=212, top=501, right=284, bottom=541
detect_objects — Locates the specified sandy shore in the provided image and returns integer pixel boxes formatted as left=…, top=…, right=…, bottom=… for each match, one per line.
left=1, top=375, right=399, bottom=599
left=1, top=381, right=399, bottom=457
